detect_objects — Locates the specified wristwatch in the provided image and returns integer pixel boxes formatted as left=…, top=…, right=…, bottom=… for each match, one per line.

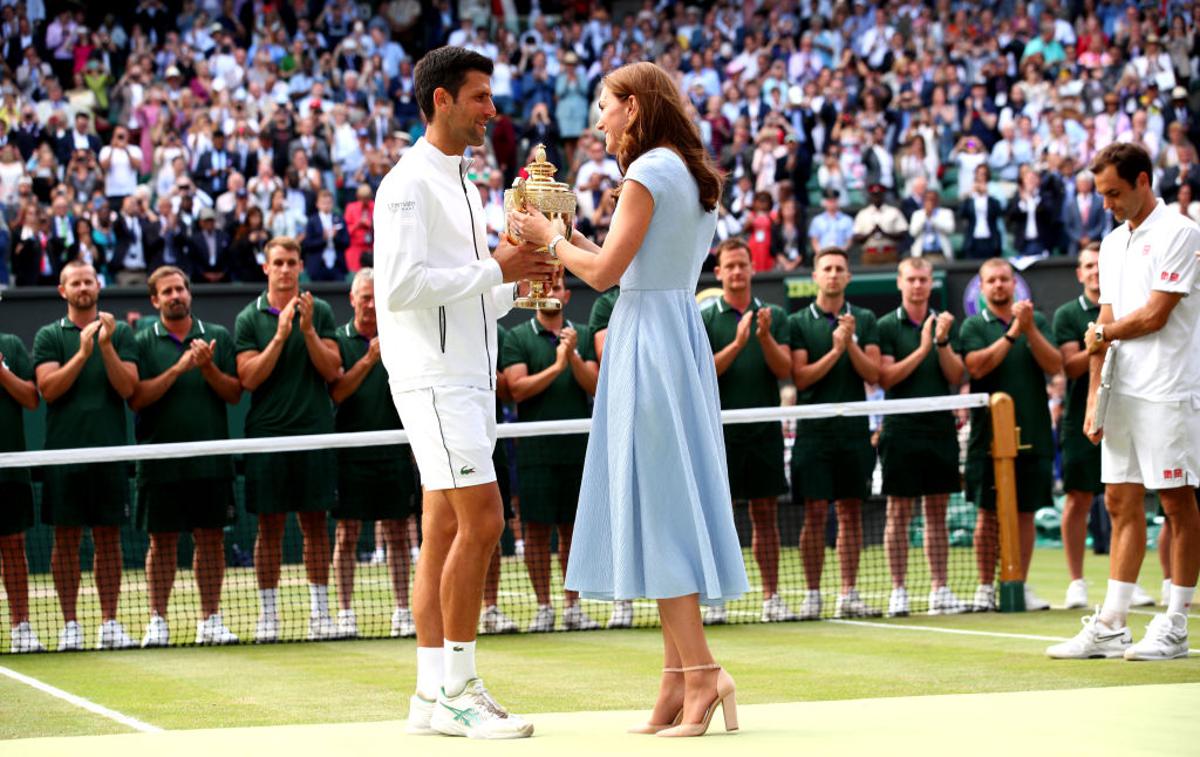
left=1094, top=324, right=1106, bottom=344
left=547, top=234, right=566, bottom=257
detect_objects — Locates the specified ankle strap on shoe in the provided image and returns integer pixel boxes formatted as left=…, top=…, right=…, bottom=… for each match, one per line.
left=662, top=666, right=683, bottom=673
left=677, top=663, right=721, bottom=672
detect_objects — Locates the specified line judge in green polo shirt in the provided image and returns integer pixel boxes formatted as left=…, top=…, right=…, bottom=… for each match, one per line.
left=877, top=257, right=968, bottom=618
left=501, top=274, right=601, bottom=633
left=234, top=237, right=343, bottom=643
left=1051, top=245, right=1156, bottom=611
left=961, top=257, right=1061, bottom=612
left=788, top=246, right=882, bottom=620
left=329, top=268, right=417, bottom=640
left=32, top=260, right=138, bottom=651
left=130, top=266, right=242, bottom=648
left=0, top=330, right=46, bottom=653
left=699, top=238, right=795, bottom=626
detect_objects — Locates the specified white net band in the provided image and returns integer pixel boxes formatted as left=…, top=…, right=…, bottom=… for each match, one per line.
left=0, top=393, right=988, bottom=469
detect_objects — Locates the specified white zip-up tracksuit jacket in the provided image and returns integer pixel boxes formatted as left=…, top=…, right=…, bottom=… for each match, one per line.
left=373, top=138, right=516, bottom=393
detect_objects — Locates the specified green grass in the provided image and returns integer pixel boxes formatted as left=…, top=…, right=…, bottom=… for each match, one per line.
left=1, top=549, right=1196, bottom=741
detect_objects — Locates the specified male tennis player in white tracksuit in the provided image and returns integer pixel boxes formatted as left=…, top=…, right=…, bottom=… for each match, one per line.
left=373, top=47, right=554, bottom=739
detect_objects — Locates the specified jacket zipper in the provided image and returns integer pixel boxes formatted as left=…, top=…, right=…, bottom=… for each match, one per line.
left=461, top=173, right=493, bottom=390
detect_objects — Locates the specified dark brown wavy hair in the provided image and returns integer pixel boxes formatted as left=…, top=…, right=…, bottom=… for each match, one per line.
left=604, top=62, right=724, bottom=213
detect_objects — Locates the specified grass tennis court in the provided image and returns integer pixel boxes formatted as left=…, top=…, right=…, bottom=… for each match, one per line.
left=2, top=549, right=1197, bottom=751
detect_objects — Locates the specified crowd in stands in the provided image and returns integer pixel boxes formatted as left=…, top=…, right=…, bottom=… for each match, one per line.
left=0, top=1, right=1197, bottom=288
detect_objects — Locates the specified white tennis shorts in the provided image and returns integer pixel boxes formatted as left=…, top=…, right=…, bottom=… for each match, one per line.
left=391, top=385, right=497, bottom=491
left=1101, top=393, right=1200, bottom=489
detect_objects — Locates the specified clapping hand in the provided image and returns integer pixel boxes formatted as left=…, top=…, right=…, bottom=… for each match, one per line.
left=190, top=338, right=217, bottom=368
left=935, top=312, right=954, bottom=344
left=78, top=320, right=102, bottom=358
left=275, top=297, right=298, bottom=341
left=920, top=313, right=935, bottom=351
left=734, top=309, right=754, bottom=348
left=1012, top=300, right=1034, bottom=333
left=755, top=308, right=773, bottom=340
left=97, top=312, right=117, bottom=345
left=297, top=292, right=315, bottom=334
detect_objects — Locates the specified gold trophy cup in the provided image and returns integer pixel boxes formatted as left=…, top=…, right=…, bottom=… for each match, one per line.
left=505, top=144, right=576, bottom=311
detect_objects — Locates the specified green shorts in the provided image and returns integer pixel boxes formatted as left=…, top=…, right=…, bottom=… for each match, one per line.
left=724, top=424, right=787, bottom=501
left=791, top=434, right=875, bottom=502
left=879, top=432, right=961, bottom=498
left=518, top=463, right=584, bottom=525
left=40, top=463, right=130, bottom=528
left=0, top=482, right=35, bottom=536
left=965, top=454, right=1053, bottom=513
left=137, top=478, right=237, bottom=534
left=1061, top=426, right=1102, bottom=495
left=334, top=457, right=417, bottom=521
left=244, top=449, right=336, bottom=515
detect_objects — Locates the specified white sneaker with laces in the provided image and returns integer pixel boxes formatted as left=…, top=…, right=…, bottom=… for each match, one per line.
left=479, top=605, right=517, bottom=635
left=10, top=621, right=45, bottom=653
left=562, top=603, right=600, bottom=630
left=703, top=603, right=728, bottom=625
left=57, top=620, right=83, bottom=651
left=607, top=600, right=633, bottom=629
left=337, top=609, right=358, bottom=639
left=527, top=604, right=555, bottom=633
left=1024, top=585, right=1051, bottom=611
left=431, top=678, right=534, bottom=739
left=1045, top=608, right=1132, bottom=659
left=391, top=607, right=415, bottom=638
left=308, top=613, right=338, bottom=640
left=1161, top=580, right=1172, bottom=608
left=972, top=584, right=996, bottom=612
left=98, top=619, right=135, bottom=650
left=887, top=587, right=909, bottom=618
left=1064, top=579, right=1089, bottom=609
left=835, top=589, right=882, bottom=619
left=255, top=614, right=279, bottom=643
left=195, top=613, right=239, bottom=645
left=797, top=590, right=822, bottom=620
left=405, top=692, right=437, bottom=735
left=927, top=586, right=968, bottom=615
left=1124, top=612, right=1190, bottom=661
left=1130, top=583, right=1156, bottom=607
left=762, top=594, right=797, bottom=622
left=141, top=615, right=170, bottom=648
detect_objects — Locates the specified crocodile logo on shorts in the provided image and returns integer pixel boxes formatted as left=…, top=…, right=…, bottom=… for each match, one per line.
left=460, top=466, right=476, bottom=476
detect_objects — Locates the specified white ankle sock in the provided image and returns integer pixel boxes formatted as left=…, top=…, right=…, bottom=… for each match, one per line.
left=1167, top=585, right=1195, bottom=616
left=416, top=646, right=443, bottom=701
left=258, top=588, right=278, bottom=618
left=443, top=639, right=477, bottom=696
left=309, top=584, right=329, bottom=617
left=1099, top=579, right=1135, bottom=628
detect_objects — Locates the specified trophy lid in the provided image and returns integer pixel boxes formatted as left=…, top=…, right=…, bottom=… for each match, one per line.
left=524, top=144, right=570, bottom=192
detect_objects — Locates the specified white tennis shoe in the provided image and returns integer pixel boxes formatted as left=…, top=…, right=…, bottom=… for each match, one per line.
left=1064, top=579, right=1089, bottom=609
left=607, top=600, right=633, bottom=629
left=887, top=587, right=909, bottom=618
left=391, top=607, right=415, bottom=638
left=10, top=621, right=45, bottom=653
left=703, top=603, right=728, bottom=625
left=1124, top=613, right=1190, bottom=661
left=405, top=692, right=437, bottom=735
left=141, top=615, right=169, bottom=648
left=1046, top=608, right=1132, bottom=659
left=431, top=678, right=533, bottom=739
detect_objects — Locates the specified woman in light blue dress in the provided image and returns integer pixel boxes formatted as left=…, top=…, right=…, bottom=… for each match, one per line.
left=508, top=62, right=747, bottom=738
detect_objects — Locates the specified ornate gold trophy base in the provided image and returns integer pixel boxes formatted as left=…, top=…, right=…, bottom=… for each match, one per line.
left=505, top=144, right=575, bottom=312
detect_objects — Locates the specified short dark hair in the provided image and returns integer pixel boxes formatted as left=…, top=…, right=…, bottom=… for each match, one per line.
left=713, top=237, right=752, bottom=265
left=1089, top=143, right=1153, bottom=189
left=414, top=46, right=494, bottom=122
left=148, top=265, right=191, bottom=297
left=814, top=246, right=848, bottom=266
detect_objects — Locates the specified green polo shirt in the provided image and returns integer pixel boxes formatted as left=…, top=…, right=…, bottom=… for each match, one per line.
left=334, top=320, right=407, bottom=463
left=499, top=317, right=595, bottom=465
left=234, top=292, right=336, bottom=437
left=588, top=287, right=620, bottom=333
left=701, top=295, right=789, bottom=441
left=1053, top=294, right=1101, bottom=440
left=877, top=306, right=961, bottom=437
left=0, top=333, right=34, bottom=485
left=787, top=301, right=879, bottom=438
left=133, top=318, right=236, bottom=483
left=32, top=316, right=136, bottom=449
left=960, top=307, right=1054, bottom=459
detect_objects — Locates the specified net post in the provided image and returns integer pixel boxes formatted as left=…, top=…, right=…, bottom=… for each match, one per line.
left=989, top=392, right=1025, bottom=612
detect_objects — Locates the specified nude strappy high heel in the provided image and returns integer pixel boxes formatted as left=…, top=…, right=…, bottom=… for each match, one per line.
left=656, top=663, right=738, bottom=737
left=627, top=667, right=685, bottom=734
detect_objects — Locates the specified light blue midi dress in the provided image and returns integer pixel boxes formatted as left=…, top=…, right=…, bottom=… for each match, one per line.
left=564, top=148, right=749, bottom=606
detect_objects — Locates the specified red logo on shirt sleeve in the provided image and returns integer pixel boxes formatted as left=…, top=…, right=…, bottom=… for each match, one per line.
left=1170, top=273, right=1181, bottom=282
left=1161, top=271, right=1170, bottom=280
left=1173, top=468, right=1184, bottom=479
